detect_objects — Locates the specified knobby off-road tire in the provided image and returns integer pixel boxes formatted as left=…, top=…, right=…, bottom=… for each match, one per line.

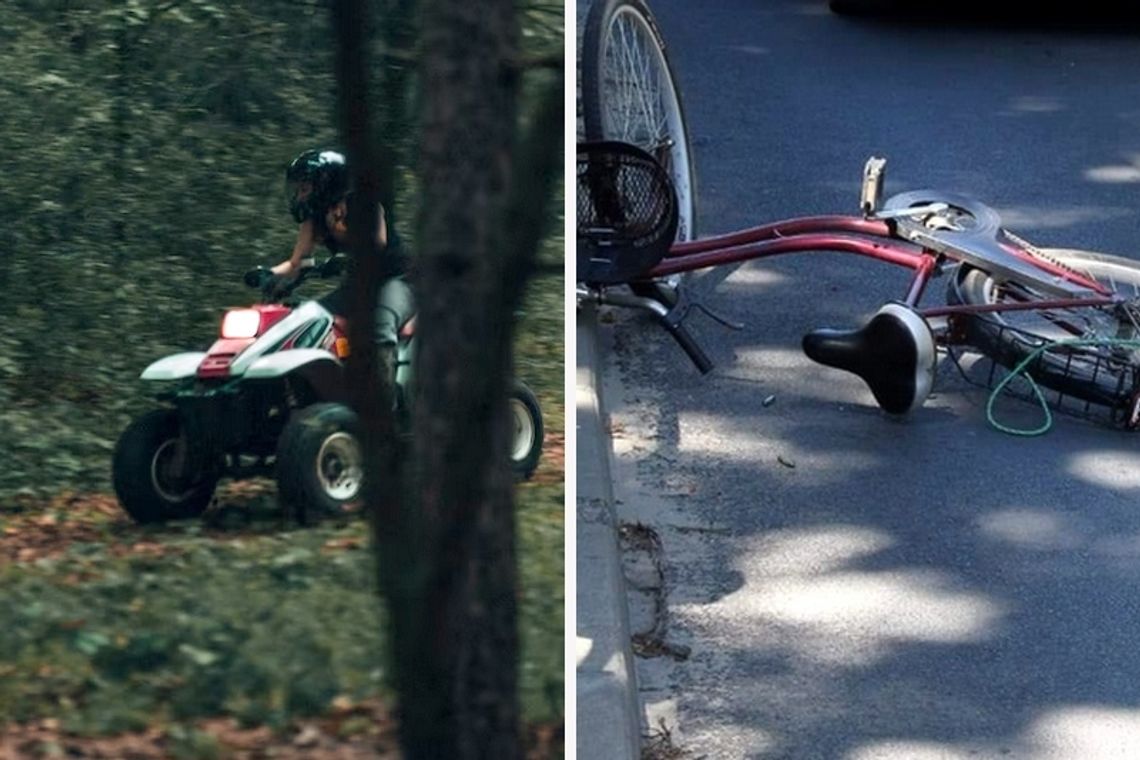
left=112, top=408, right=218, bottom=524
left=509, top=380, right=544, bottom=481
left=275, top=402, right=365, bottom=525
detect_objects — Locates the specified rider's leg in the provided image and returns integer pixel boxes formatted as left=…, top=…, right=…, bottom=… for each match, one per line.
left=374, top=275, right=415, bottom=406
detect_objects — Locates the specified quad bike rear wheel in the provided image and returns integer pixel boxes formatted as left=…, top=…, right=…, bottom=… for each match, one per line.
left=276, top=381, right=542, bottom=523
left=509, top=380, right=544, bottom=481
left=112, top=408, right=218, bottom=524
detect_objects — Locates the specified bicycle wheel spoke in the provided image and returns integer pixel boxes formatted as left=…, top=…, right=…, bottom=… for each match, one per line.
left=607, top=13, right=660, bottom=150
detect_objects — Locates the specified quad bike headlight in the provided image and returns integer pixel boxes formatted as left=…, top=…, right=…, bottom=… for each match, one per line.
left=220, top=309, right=262, bottom=339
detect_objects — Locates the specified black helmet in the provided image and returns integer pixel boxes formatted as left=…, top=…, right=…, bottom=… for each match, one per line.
left=285, top=149, right=349, bottom=223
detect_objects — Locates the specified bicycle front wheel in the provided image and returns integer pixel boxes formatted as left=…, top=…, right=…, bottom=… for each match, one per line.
left=948, top=248, right=1140, bottom=409
left=580, top=0, right=697, bottom=246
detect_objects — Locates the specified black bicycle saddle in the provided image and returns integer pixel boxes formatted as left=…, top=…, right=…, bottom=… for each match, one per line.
left=577, top=140, right=679, bottom=286
left=802, top=302, right=936, bottom=415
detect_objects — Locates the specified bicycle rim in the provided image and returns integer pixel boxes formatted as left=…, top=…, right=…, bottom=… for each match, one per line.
left=583, top=0, right=696, bottom=243
left=951, top=248, right=1140, bottom=406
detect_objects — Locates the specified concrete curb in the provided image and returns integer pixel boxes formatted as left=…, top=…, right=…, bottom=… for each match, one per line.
left=575, top=301, right=643, bottom=759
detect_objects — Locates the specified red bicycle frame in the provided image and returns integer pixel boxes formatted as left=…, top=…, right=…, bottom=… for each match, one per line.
left=644, top=214, right=1118, bottom=320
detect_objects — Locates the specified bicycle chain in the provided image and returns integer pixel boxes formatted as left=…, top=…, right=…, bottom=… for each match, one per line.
left=999, top=227, right=1140, bottom=336
left=1001, top=228, right=1086, bottom=279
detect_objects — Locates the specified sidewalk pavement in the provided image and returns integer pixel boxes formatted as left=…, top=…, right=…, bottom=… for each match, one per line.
left=576, top=301, right=642, bottom=759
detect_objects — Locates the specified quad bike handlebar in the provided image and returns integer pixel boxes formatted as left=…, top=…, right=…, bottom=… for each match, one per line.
left=243, top=255, right=347, bottom=303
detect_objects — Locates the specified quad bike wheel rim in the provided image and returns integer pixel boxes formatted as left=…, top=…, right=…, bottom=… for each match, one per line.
left=316, top=432, right=364, bottom=501
left=510, top=398, right=537, bottom=462
left=151, top=438, right=198, bottom=503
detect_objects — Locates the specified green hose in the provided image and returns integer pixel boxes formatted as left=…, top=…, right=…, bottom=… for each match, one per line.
left=986, top=338, right=1140, bottom=436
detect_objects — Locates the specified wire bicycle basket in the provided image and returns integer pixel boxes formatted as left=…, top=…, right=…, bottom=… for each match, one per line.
left=943, top=313, right=1140, bottom=431
left=577, top=140, right=679, bottom=287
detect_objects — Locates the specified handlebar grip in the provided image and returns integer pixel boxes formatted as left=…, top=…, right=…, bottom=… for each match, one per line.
left=244, top=266, right=272, bottom=289
left=664, top=321, right=714, bottom=374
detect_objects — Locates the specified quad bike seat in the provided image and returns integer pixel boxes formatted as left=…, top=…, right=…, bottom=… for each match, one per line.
left=332, top=314, right=417, bottom=339
left=801, top=303, right=936, bottom=415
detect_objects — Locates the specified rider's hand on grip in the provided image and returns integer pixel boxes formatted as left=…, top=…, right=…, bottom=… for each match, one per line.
left=244, top=266, right=273, bottom=289
left=261, top=274, right=288, bottom=301
left=320, top=255, right=347, bottom=278
left=243, top=267, right=286, bottom=301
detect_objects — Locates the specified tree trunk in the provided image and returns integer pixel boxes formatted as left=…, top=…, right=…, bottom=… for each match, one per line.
left=409, top=0, right=523, bottom=756
left=332, top=0, right=561, bottom=756
left=326, top=9, right=406, bottom=751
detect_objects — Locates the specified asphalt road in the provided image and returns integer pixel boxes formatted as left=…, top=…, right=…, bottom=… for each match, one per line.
left=596, top=3, right=1140, bottom=758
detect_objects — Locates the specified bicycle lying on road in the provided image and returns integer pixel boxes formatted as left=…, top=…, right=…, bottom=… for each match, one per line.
left=576, top=1, right=1140, bottom=431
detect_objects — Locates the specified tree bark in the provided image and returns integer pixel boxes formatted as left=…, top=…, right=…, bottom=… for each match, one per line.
left=332, top=0, right=562, bottom=756
left=410, top=0, right=522, bottom=756
left=327, top=3, right=406, bottom=735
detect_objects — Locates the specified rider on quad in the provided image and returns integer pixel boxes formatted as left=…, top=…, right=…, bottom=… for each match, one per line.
left=265, top=148, right=414, bottom=393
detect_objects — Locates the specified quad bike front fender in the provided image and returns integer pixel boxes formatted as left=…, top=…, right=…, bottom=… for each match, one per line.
left=245, top=349, right=347, bottom=402
left=140, top=352, right=208, bottom=381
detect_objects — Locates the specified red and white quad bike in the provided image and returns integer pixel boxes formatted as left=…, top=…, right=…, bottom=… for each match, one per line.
left=111, top=257, right=545, bottom=524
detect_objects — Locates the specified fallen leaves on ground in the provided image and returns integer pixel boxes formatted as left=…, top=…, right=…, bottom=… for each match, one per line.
left=529, top=432, right=565, bottom=486
left=0, top=704, right=564, bottom=759
left=0, top=700, right=401, bottom=759
left=0, top=481, right=334, bottom=566
left=0, top=492, right=128, bottom=565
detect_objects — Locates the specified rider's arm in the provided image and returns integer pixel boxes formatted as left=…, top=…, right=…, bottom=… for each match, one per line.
left=271, top=218, right=319, bottom=277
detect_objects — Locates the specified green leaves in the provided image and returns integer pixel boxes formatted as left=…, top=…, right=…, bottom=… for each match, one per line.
left=0, top=1, right=339, bottom=496
left=29, top=72, right=72, bottom=89
left=178, top=644, right=220, bottom=668
left=0, top=479, right=564, bottom=731
left=0, top=525, right=385, bottom=731
left=0, top=0, right=566, bottom=742
left=74, top=630, right=111, bottom=656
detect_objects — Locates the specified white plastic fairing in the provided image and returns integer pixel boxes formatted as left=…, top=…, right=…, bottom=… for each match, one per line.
left=140, top=352, right=208, bottom=381
left=244, top=349, right=342, bottom=379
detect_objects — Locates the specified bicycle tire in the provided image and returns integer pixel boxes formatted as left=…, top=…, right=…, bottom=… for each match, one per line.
left=580, top=0, right=697, bottom=304
left=948, top=248, right=1140, bottom=409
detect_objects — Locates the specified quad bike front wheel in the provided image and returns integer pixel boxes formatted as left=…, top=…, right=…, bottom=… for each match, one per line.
left=275, top=402, right=365, bottom=525
left=112, top=409, right=218, bottom=524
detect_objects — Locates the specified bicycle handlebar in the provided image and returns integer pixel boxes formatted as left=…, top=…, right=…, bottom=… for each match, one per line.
left=665, top=320, right=714, bottom=374
left=591, top=288, right=714, bottom=375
